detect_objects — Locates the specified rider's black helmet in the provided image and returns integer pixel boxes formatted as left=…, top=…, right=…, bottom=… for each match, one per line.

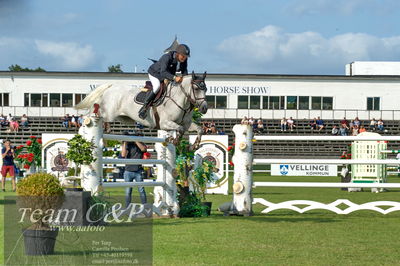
left=176, top=44, right=190, bottom=57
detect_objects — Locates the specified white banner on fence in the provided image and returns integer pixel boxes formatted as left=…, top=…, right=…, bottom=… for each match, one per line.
left=271, top=164, right=338, bottom=176
left=189, top=135, right=229, bottom=195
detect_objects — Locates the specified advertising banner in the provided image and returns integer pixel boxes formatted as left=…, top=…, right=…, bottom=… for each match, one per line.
left=271, top=164, right=338, bottom=176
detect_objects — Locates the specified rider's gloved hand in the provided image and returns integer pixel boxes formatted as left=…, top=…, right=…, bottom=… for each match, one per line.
left=175, top=76, right=183, bottom=83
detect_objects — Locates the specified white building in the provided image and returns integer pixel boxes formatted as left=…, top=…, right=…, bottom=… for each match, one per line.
left=1, top=64, right=400, bottom=120
left=346, top=61, right=400, bottom=76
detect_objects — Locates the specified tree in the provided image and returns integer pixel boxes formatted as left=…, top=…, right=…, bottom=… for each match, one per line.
left=8, top=64, right=46, bottom=72
left=108, top=64, right=123, bottom=73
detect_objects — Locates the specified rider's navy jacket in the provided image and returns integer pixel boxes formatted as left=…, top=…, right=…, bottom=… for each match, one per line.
left=148, top=51, right=188, bottom=81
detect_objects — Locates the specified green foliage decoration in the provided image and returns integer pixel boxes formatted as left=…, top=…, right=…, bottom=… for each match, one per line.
left=192, top=107, right=203, bottom=125
left=192, top=161, right=216, bottom=200
left=66, top=134, right=96, bottom=176
left=178, top=191, right=209, bottom=217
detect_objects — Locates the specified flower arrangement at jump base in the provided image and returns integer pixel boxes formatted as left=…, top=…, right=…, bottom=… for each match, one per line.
left=15, top=136, right=42, bottom=170
left=174, top=137, right=217, bottom=217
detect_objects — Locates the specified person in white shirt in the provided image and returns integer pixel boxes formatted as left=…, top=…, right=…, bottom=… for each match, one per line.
left=287, top=117, right=295, bottom=131
left=248, top=117, right=255, bottom=126
left=6, top=113, right=13, bottom=122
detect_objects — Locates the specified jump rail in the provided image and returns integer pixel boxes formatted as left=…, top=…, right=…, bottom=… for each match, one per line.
left=230, top=124, right=400, bottom=216
left=79, top=115, right=179, bottom=216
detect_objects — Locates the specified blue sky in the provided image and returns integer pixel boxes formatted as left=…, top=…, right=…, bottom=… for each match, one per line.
left=1, top=0, right=400, bottom=74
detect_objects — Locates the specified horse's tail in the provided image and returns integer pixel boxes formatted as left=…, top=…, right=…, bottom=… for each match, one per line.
left=74, top=84, right=113, bottom=110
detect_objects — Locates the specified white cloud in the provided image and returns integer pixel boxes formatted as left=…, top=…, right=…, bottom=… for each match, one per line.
left=0, top=37, right=100, bottom=71
left=285, top=0, right=399, bottom=16
left=216, top=25, right=400, bottom=74
left=35, top=40, right=97, bottom=69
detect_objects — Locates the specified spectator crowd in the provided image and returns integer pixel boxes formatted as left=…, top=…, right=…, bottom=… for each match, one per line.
left=61, top=114, right=84, bottom=129
left=0, top=114, right=30, bottom=133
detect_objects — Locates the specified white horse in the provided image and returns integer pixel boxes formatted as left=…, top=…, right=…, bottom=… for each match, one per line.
left=75, top=72, right=208, bottom=142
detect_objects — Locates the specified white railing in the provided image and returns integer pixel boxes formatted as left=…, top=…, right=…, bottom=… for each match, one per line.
left=203, top=108, right=400, bottom=120
left=3, top=106, right=400, bottom=120
left=229, top=124, right=400, bottom=215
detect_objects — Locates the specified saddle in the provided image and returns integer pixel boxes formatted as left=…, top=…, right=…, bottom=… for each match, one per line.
left=134, top=80, right=168, bottom=106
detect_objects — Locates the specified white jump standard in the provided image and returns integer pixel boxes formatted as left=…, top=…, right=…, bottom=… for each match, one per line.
left=225, top=124, right=400, bottom=215
left=79, top=114, right=179, bottom=216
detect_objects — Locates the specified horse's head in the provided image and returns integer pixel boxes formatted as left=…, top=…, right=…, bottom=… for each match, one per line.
left=189, top=71, right=208, bottom=114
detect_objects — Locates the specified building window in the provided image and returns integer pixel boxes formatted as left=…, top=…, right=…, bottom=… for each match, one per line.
left=215, top=96, right=227, bottom=109
left=299, top=96, right=309, bottom=110
left=311, top=97, right=322, bottom=110
left=238, top=96, right=249, bottom=109
left=24, top=93, right=29, bottom=107
left=42, top=93, right=48, bottom=107
left=262, top=96, right=268, bottom=109
left=50, top=94, right=61, bottom=107
left=322, top=97, right=333, bottom=110
left=0, top=93, right=10, bottom=106
left=268, top=96, right=284, bottom=109
left=367, top=97, right=380, bottom=110
left=286, top=96, right=297, bottom=110
left=311, top=96, right=333, bottom=110
left=250, top=96, right=260, bottom=109
left=62, top=93, right=73, bottom=107
left=75, top=93, right=87, bottom=105
left=206, top=96, right=215, bottom=108
left=30, top=94, right=41, bottom=107
left=206, top=95, right=227, bottom=109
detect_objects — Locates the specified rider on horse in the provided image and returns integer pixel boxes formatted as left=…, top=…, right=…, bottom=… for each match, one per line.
left=138, top=44, right=190, bottom=119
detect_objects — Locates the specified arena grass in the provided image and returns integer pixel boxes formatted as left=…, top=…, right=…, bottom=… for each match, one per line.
left=1, top=174, right=400, bottom=265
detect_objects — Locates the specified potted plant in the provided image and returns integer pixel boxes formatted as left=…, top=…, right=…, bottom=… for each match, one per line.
left=16, top=172, right=64, bottom=255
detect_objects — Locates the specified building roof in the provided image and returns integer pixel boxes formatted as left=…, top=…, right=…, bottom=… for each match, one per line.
left=1, top=71, right=400, bottom=81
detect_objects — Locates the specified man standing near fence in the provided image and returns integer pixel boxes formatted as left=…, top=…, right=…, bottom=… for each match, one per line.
left=121, top=131, right=147, bottom=207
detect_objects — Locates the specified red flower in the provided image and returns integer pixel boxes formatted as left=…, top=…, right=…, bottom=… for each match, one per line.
left=16, top=145, right=24, bottom=150
left=37, top=138, right=42, bottom=144
left=24, top=164, right=30, bottom=169
left=227, top=146, right=233, bottom=152
left=229, top=161, right=234, bottom=166
left=26, top=140, right=32, bottom=146
left=30, top=136, right=37, bottom=139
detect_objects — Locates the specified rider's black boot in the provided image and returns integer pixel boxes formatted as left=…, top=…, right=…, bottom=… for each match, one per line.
left=139, top=91, right=156, bottom=119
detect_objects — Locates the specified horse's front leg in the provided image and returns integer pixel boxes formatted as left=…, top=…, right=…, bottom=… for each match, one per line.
left=160, top=120, right=184, bottom=145
left=188, top=122, right=203, bottom=150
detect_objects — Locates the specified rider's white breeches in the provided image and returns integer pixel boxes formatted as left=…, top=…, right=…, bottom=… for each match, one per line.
left=148, top=74, right=161, bottom=94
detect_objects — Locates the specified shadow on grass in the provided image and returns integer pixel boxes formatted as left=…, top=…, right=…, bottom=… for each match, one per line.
left=0, top=198, right=16, bottom=205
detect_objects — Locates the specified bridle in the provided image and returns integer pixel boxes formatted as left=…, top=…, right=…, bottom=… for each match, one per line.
left=164, top=78, right=207, bottom=121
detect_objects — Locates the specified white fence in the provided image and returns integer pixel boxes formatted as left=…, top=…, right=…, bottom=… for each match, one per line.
left=79, top=115, right=179, bottom=216
left=230, top=124, right=400, bottom=215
